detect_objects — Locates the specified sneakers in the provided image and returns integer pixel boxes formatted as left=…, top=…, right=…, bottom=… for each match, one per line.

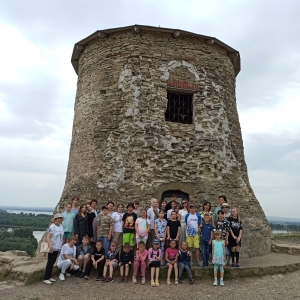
left=175, top=279, right=178, bottom=285
left=84, top=275, right=90, bottom=280
left=141, top=277, right=146, bottom=285
left=132, top=276, right=137, bottom=284
left=59, top=273, right=65, bottom=281
left=232, top=263, right=236, bottom=268
left=197, top=261, right=202, bottom=267
left=106, top=277, right=113, bottom=283
left=150, top=280, right=155, bottom=287
left=79, top=272, right=85, bottom=278
left=190, top=261, right=194, bottom=266
left=101, top=276, right=106, bottom=282
left=202, top=265, right=208, bottom=269
left=213, top=279, right=218, bottom=286
left=49, top=278, right=56, bottom=282
left=189, top=278, right=194, bottom=285
left=43, top=280, right=52, bottom=285
left=75, top=271, right=81, bottom=277
left=66, top=273, right=71, bottom=277
left=178, top=278, right=182, bottom=284
left=119, top=276, right=124, bottom=283
left=220, top=279, right=224, bottom=286
left=124, top=277, right=128, bottom=283
left=155, top=280, right=160, bottom=287
left=236, top=263, right=241, bottom=268
left=96, top=275, right=101, bottom=281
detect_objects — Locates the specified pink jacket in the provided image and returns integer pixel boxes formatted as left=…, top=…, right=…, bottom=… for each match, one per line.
left=135, top=249, right=148, bottom=262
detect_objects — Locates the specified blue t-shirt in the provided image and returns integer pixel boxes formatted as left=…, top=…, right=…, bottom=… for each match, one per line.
left=185, top=213, right=201, bottom=236
left=201, top=222, right=214, bottom=241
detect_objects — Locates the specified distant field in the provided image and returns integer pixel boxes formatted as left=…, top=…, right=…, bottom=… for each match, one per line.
left=274, top=232, right=300, bottom=245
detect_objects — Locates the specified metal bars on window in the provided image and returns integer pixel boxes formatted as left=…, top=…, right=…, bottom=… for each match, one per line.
left=165, top=92, right=193, bottom=124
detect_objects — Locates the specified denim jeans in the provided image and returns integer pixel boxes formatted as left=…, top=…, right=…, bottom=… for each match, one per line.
left=98, top=236, right=110, bottom=256
left=201, top=240, right=211, bottom=266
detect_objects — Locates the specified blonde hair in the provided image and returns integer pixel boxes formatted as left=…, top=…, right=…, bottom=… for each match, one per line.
left=213, top=230, right=223, bottom=239
left=231, top=207, right=241, bottom=223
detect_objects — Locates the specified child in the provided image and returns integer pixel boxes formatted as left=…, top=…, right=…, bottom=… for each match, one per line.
left=133, top=200, right=141, bottom=217
left=62, top=203, right=76, bottom=245
left=212, top=229, right=226, bottom=286
left=86, top=203, right=96, bottom=241
left=159, top=200, right=167, bottom=220
left=154, top=210, right=167, bottom=264
left=71, top=195, right=79, bottom=214
left=97, top=205, right=114, bottom=255
left=102, top=241, right=119, bottom=283
left=165, top=239, right=179, bottom=285
left=91, top=240, right=106, bottom=281
left=228, top=207, right=243, bottom=268
left=119, top=242, right=134, bottom=283
left=135, top=208, right=150, bottom=245
left=132, top=241, right=148, bottom=284
left=148, top=238, right=161, bottom=287
left=73, top=203, right=89, bottom=246
left=111, top=203, right=125, bottom=254
left=215, top=210, right=230, bottom=264
left=185, top=203, right=202, bottom=265
left=201, top=213, right=214, bottom=268
left=122, top=203, right=138, bottom=250
left=166, top=211, right=181, bottom=248
left=76, top=235, right=93, bottom=279
left=178, top=241, right=194, bottom=285
left=222, top=203, right=231, bottom=220
left=178, top=199, right=189, bottom=246
left=57, top=235, right=80, bottom=281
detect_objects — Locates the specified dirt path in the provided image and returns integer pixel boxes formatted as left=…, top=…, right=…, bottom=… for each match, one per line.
left=1, top=270, right=300, bottom=300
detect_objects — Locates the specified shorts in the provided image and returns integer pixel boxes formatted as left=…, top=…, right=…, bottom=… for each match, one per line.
left=63, top=232, right=72, bottom=239
left=149, top=261, right=161, bottom=268
left=119, top=262, right=132, bottom=268
left=108, top=261, right=119, bottom=269
left=123, top=233, right=135, bottom=247
left=186, top=235, right=200, bottom=248
left=166, top=260, right=177, bottom=267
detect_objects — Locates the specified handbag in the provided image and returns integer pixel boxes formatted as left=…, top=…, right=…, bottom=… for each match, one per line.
left=40, top=242, right=53, bottom=253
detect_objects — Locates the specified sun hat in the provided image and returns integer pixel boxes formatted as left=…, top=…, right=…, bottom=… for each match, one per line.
left=53, top=213, right=63, bottom=219
left=222, top=203, right=230, bottom=208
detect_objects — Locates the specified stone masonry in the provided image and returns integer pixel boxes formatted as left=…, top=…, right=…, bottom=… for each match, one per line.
left=43, top=25, right=272, bottom=257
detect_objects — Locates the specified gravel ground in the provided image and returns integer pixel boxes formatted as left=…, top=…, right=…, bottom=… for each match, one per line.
left=1, top=271, right=300, bottom=300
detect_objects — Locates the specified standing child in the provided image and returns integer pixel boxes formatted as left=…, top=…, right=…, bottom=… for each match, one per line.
left=73, top=203, right=89, bottom=246
left=132, top=241, right=148, bottom=285
left=201, top=213, right=214, bottom=268
left=92, top=240, right=106, bottom=281
left=135, top=208, right=150, bottom=245
left=122, top=203, right=138, bottom=250
left=154, top=210, right=167, bottom=264
left=166, top=211, right=181, bottom=248
left=111, top=203, right=125, bottom=254
left=165, top=239, right=179, bottom=285
left=76, top=235, right=93, bottom=279
left=119, top=242, right=134, bottom=283
left=212, top=230, right=226, bottom=286
left=71, top=196, right=79, bottom=214
left=86, top=203, right=96, bottom=241
left=178, top=241, right=194, bottom=285
left=215, top=210, right=230, bottom=264
left=228, top=207, right=243, bottom=268
left=62, top=203, right=76, bottom=245
left=97, top=205, right=114, bottom=255
left=178, top=199, right=189, bottom=246
left=148, top=238, right=161, bottom=287
left=102, top=241, right=119, bottom=283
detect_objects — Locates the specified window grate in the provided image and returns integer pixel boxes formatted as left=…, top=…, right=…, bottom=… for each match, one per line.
left=165, top=92, right=193, bottom=124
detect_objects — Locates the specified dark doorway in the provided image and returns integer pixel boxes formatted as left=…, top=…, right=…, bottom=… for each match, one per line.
left=161, top=190, right=190, bottom=211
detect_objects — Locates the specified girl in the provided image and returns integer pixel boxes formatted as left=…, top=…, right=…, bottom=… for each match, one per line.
left=178, top=199, right=189, bottom=246
left=133, top=200, right=141, bottom=217
left=212, top=229, right=226, bottom=286
left=148, top=238, right=161, bottom=287
left=228, top=207, right=243, bottom=268
left=90, top=199, right=98, bottom=246
left=165, top=239, right=179, bottom=285
left=86, top=203, right=96, bottom=241
left=73, top=203, right=89, bottom=246
left=43, top=213, right=64, bottom=284
left=132, top=241, right=148, bottom=284
left=71, top=196, right=79, bottom=214
left=199, top=201, right=214, bottom=224
left=178, top=241, right=194, bottom=285
left=154, top=210, right=167, bottom=265
left=102, top=241, right=119, bottom=283
left=135, top=208, right=150, bottom=245
left=159, top=199, right=168, bottom=220
left=166, top=211, right=181, bottom=249
left=62, top=203, right=76, bottom=244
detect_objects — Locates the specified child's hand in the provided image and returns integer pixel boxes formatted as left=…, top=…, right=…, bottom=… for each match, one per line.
left=70, top=264, right=74, bottom=270
left=129, top=261, right=132, bottom=265
left=208, top=240, right=212, bottom=245
left=236, top=237, right=240, bottom=243
left=119, top=262, right=122, bottom=267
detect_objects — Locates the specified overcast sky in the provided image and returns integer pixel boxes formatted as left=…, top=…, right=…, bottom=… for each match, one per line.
left=0, top=0, right=299, bottom=218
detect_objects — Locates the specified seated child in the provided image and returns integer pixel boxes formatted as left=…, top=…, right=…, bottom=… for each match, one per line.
left=91, top=240, right=106, bottom=281
left=119, top=242, right=134, bottom=283
left=148, top=238, right=161, bottom=287
left=57, top=235, right=80, bottom=281
left=165, top=239, right=179, bottom=285
left=178, top=241, right=194, bottom=285
left=101, top=241, right=119, bottom=283
left=76, top=235, right=93, bottom=279
left=132, top=241, right=148, bottom=285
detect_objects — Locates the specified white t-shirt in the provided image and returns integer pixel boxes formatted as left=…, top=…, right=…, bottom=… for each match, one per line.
left=48, top=223, right=64, bottom=251
left=167, top=209, right=174, bottom=219
left=58, top=243, right=76, bottom=264
left=185, top=213, right=202, bottom=237
left=178, top=209, right=188, bottom=223
left=147, top=207, right=159, bottom=229
left=111, top=212, right=124, bottom=233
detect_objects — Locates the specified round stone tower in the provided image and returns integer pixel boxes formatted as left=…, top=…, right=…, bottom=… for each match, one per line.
left=51, top=25, right=272, bottom=257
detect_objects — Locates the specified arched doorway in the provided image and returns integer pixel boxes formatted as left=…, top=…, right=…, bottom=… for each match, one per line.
left=162, top=190, right=190, bottom=211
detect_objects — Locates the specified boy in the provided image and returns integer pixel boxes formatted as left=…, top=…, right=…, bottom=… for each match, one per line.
left=185, top=203, right=202, bottom=266
left=97, top=205, right=114, bottom=255
left=92, top=240, right=106, bottom=281
left=76, top=235, right=93, bottom=279
left=122, top=203, right=138, bottom=250
left=201, top=213, right=214, bottom=268
left=119, top=242, right=134, bottom=283
left=62, top=203, right=76, bottom=244
left=166, top=211, right=181, bottom=248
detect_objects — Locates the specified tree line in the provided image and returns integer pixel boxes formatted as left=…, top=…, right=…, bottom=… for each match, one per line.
left=270, top=222, right=300, bottom=231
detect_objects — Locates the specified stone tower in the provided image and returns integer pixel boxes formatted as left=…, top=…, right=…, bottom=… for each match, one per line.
left=53, top=25, right=272, bottom=257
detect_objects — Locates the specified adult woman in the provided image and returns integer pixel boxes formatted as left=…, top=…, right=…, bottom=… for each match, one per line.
left=73, top=203, right=89, bottom=246
left=159, top=200, right=167, bottom=220
left=90, top=199, right=98, bottom=245
left=71, top=196, right=79, bottom=214
left=199, top=201, right=214, bottom=224
left=43, top=213, right=64, bottom=284
left=111, top=203, right=125, bottom=254
left=86, top=203, right=96, bottom=241
left=178, top=199, right=189, bottom=246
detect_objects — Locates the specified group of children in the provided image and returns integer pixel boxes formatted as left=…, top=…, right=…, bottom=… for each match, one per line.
left=43, top=195, right=242, bottom=287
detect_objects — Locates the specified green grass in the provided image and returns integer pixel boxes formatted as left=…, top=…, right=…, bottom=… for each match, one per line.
left=274, top=232, right=300, bottom=240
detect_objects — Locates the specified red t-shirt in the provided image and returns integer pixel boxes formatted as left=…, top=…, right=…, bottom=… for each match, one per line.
left=166, top=248, right=178, bottom=261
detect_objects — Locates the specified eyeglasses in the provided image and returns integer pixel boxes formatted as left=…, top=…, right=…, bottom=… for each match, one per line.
left=182, top=202, right=187, bottom=204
